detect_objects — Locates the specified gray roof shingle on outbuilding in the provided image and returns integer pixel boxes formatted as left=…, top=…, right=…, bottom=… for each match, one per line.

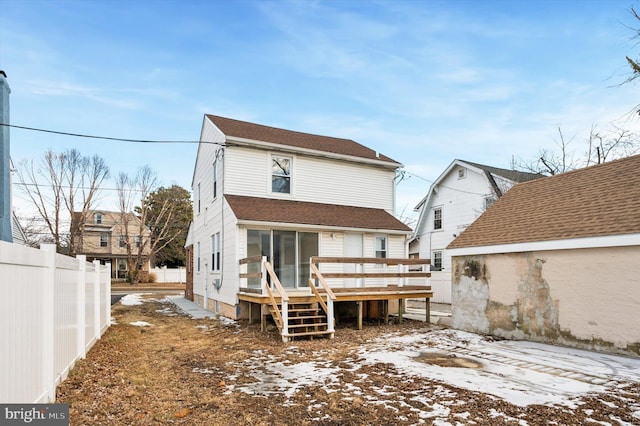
left=447, top=154, right=640, bottom=249
left=225, top=194, right=411, bottom=232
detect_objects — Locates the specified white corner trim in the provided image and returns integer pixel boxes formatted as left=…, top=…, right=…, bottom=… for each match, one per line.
left=448, top=233, right=640, bottom=256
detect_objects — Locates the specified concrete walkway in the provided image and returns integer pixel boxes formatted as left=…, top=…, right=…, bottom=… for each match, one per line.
left=166, top=295, right=217, bottom=319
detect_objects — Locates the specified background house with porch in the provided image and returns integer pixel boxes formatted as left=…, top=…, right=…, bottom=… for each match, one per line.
left=411, top=159, right=541, bottom=304
left=190, top=115, right=431, bottom=339
left=447, top=155, right=640, bottom=356
left=74, top=210, right=151, bottom=279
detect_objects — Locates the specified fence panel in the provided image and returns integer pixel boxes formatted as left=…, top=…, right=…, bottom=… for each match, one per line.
left=0, top=242, right=111, bottom=403
left=149, top=266, right=185, bottom=283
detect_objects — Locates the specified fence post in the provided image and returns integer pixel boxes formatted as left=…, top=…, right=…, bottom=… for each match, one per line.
left=93, top=260, right=100, bottom=342
left=104, top=262, right=112, bottom=331
left=76, top=255, right=87, bottom=359
left=41, top=244, right=56, bottom=402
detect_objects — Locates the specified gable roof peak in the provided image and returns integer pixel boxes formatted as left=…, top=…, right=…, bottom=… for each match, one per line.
left=205, top=114, right=400, bottom=166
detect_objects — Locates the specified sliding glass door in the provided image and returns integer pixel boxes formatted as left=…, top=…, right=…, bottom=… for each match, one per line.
left=246, top=229, right=318, bottom=288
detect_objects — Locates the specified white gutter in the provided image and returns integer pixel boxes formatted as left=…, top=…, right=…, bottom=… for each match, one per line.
left=448, top=233, right=640, bottom=256
left=235, top=219, right=412, bottom=235
left=226, top=136, right=402, bottom=169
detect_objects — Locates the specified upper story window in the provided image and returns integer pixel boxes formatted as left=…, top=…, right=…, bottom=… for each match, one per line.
left=458, top=168, right=467, bottom=179
left=197, top=183, right=201, bottom=214
left=375, top=235, right=387, bottom=259
left=212, top=161, right=218, bottom=199
left=271, top=156, right=291, bottom=194
left=433, top=207, right=442, bottom=230
left=100, top=232, right=108, bottom=247
left=119, top=235, right=126, bottom=248
left=94, top=213, right=103, bottom=224
left=135, top=236, right=141, bottom=248
left=484, top=196, right=497, bottom=211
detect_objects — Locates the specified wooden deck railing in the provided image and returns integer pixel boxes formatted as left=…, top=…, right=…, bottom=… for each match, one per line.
left=239, top=256, right=290, bottom=340
left=310, top=257, right=431, bottom=286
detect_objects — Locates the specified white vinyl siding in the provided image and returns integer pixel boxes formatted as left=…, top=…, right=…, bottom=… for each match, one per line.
left=224, top=146, right=394, bottom=211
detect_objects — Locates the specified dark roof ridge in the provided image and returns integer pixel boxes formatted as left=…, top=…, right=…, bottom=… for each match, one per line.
left=206, top=114, right=400, bottom=165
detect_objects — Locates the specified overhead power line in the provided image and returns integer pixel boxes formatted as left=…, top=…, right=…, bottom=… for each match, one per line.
left=0, top=123, right=224, bottom=145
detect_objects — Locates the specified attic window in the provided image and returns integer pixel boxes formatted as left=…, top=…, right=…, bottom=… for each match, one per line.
left=458, top=168, right=467, bottom=179
left=272, top=156, right=291, bottom=194
left=94, top=212, right=103, bottom=224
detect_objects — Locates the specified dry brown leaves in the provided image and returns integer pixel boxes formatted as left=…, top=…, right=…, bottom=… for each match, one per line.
left=56, top=295, right=640, bottom=425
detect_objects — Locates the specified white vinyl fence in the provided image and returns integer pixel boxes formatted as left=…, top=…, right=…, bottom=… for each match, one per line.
left=0, top=242, right=111, bottom=403
left=149, top=266, right=186, bottom=283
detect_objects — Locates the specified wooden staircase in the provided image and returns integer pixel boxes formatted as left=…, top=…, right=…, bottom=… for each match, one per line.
left=269, top=299, right=333, bottom=341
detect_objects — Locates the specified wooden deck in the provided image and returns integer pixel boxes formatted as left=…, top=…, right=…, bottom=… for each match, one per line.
left=238, top=256, right=433, bottom=341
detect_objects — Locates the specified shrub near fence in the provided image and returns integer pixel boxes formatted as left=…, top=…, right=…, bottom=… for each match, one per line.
left=0, top=242, right=111, bottom=403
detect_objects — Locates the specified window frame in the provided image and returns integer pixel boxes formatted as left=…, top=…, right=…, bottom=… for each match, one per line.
left=211, top=232, right=221, bottom=272
left=432, top=250, right=443, bottom=271
left=374, top=235, right=387, bottom=259
left=100, top=232, right=108, bottom=247
left=212, top=161, right=218, bottom=200
left=270, top=155, right=292, bottom=195
left=433, top=207, right=443, bottom=230
left=197, top=242, right=201, bottom=272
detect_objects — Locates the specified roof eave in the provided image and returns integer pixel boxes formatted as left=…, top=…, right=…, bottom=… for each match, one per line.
left=226, top=136, right=403, bottom=169
left=235, top=219, right=411, bottom=235
left=448, top=233, right=640, bottom=256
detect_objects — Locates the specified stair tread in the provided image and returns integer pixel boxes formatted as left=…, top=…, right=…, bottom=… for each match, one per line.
left=286, top=330, right=333, bottom=337
left=288, top=323, right=328, bottom=329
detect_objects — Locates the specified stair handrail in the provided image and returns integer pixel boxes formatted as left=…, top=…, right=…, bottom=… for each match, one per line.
left=309, top=262, right=336, bottom=335
left=308, top=279, right=329, bottom=314
left=263, top=258, right=289, bottom=341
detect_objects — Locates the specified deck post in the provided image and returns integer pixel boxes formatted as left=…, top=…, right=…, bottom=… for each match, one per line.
left=398, top=298, right=404, bottom=323
left=281, top=300, right=289, bottom=342
left=357, top=301, right=363, bottom=330
left=425, top=297, right=431, bottom=324
left=327, top=297, right=335, bottom=336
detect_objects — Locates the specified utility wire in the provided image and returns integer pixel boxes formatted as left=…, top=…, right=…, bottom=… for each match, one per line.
left=0, top=123, right=224, bottom=145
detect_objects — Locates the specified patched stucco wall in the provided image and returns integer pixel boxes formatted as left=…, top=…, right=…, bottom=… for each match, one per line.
left=451, top=246, right=640, bottom=356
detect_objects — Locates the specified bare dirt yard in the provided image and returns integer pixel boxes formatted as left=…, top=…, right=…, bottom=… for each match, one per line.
left=56, top=294, right=640, bottom=425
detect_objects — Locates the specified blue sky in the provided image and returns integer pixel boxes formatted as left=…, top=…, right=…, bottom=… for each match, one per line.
left=2, top=0, right=639, bottom=224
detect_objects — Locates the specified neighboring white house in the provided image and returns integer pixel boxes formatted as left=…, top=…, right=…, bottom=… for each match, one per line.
left=190, top=115, right=414, bottom=319
left=410, top=159, right=541, bottom=304
left=447, top=154, right=640, bottom=357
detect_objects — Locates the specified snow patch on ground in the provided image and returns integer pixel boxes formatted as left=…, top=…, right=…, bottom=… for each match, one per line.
left=119, top=293, right=148, bottom=306
left=129, top=321, right=153, bottom=327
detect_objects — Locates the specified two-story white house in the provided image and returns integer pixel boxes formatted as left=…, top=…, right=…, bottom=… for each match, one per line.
left=189, top=115, right=431, bottom=340
left=411, top=159, right=541, bottom=304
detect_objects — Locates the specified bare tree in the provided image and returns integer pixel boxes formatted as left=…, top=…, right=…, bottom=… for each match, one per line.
left=586, top=123, right=640, bottom=166
left=116, top=166, right=180, bottom=283
left=513, top=127, right=579, bottom=176
left=15, top=149, right=109, bottom=254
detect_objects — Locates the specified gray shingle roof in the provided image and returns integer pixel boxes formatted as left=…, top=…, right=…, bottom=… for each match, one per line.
left=448, top=155, right=640, bottom=249
left=206, top=115, right=400, bottom=165
left=226, top=195, right=411, bottom=232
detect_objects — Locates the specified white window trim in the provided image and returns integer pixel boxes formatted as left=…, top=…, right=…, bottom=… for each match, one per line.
left=269, top=153, right=293, bottom=196
left=433, top=206, right=443, bottom=231
left=212, top=161, right=218, bottom=200
left=374, top=235, right=388, bottom=259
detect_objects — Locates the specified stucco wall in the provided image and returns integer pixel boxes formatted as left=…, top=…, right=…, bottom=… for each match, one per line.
left=451, top=246, right=640, bottom=356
